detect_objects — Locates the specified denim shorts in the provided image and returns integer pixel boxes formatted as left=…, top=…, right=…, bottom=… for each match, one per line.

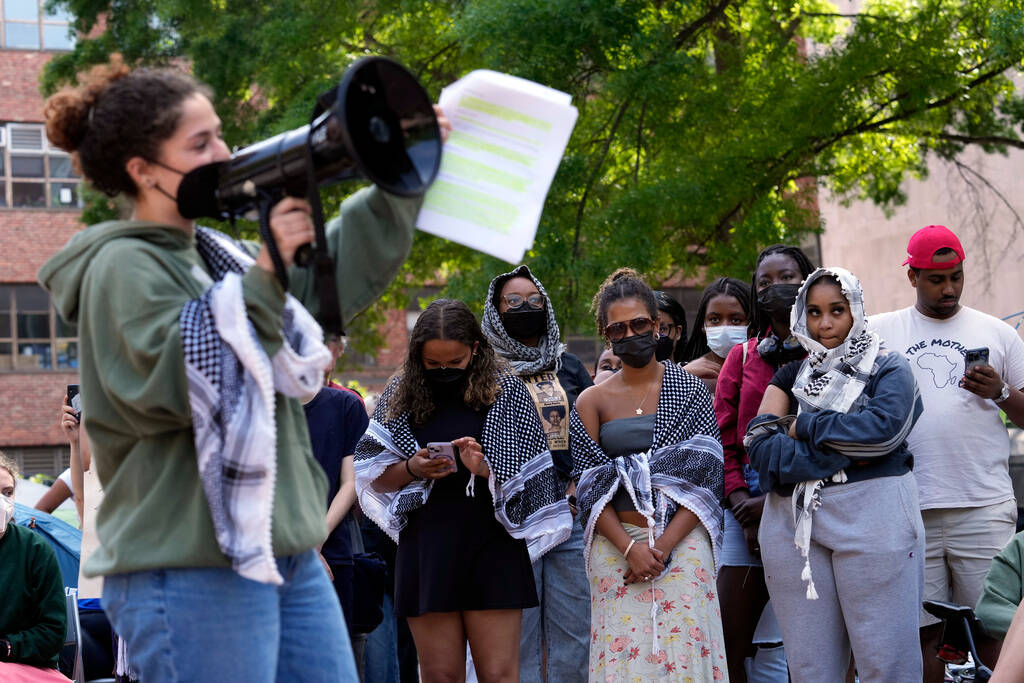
left=722, top=507, right=763, bottom=568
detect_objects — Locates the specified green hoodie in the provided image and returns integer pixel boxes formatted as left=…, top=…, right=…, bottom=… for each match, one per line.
left=38, top=186, right=419, bottom=577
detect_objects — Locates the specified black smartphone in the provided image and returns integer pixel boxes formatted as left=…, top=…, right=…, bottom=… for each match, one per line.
left=66, top=384, right=81, bottom=423
left=964, top=347, right=990, bottom=374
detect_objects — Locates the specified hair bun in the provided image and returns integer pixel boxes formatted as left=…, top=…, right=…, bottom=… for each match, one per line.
left=44, top=56, right=131, bottom=153
left=609, top=267, right=640, bottom=283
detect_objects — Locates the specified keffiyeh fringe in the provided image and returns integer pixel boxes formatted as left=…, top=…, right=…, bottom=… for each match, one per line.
left=181, top=227, right=331, bottom=585
left=570, top=362, right=724, bottom=653
left=785, top=266, right=876, bottom=598
left=353, top=372, right=572, bottom=562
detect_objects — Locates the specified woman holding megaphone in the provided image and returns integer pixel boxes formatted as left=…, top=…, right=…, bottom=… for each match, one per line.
left=40, top=56, right=447, bottom=682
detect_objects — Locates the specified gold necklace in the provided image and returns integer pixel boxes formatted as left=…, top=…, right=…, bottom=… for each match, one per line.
left=631, top=379, right=655, bottom=415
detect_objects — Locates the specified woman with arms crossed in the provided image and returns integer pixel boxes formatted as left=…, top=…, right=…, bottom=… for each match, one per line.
left=745, top=267, right=925, bottom=682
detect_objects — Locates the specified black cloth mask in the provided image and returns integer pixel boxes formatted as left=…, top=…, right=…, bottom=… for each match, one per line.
left=757, top=283, right=802, bottom=319
left=611, top=332, right=658, bottom=368
left=425, top=367, right=467, bottom=399
left=502, top=304, right=548, bottom=341
left=655, top=335, right=675, bottom=362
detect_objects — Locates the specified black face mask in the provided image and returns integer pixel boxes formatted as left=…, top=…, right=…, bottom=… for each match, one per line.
left=757, top=283, right=802, bottom=319
left=611, top=332, right=659, bottom=368
left=425, top=366, right=467, bottom=391
left=502, top=304, right=547, bottom=341
left=655, top=334, right=675, bottom=362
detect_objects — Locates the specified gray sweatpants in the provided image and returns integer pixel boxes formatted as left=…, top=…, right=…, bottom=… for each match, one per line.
left=758, top=472, right=925, bottom=683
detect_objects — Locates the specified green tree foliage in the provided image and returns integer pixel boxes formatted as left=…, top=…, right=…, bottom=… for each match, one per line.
left=43, top=0, right=1024, bottom=352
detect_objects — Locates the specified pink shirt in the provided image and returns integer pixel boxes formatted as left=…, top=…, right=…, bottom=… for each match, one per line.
left=713, top=338, right=779, bottom=499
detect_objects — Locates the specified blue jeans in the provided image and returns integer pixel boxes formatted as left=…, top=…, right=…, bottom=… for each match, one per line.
left=103, top=550, right=356, bottom=682
left=519, top=521, right=589, bottom=683
left=364, top=593, right=401, bottom=683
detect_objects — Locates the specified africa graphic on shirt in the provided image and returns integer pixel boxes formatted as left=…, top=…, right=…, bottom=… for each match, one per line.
left=901, top=338, right=968, bottom=389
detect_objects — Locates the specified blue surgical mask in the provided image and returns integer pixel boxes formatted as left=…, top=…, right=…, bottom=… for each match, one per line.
left=705, top=325, right=748, bottom=358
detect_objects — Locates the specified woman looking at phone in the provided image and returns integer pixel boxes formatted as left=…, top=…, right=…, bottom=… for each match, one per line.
left=572, top=268, right=727, bottom=682
left=745, top=267, right=925, bottom=682
left=39, top=57, right=436, bottom=681
left=355, top=299, right=571, bottom=683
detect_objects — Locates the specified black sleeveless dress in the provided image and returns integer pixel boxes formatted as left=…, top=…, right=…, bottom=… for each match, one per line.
left=394, top=390, right=538, bottom=618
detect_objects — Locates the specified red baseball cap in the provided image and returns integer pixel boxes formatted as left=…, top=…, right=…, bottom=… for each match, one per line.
left=902, top=225, right=965, bottom=268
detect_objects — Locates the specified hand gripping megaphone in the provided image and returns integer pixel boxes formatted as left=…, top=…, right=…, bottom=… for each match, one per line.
left=176, top=56, right=442, bottom=334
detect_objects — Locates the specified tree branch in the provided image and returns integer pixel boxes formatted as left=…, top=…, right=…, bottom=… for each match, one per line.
left=572, top=100, right=631, bottom=260
left=634, top=99, right=648, bottom=185
left=799, top=12, right=899, bottom=21
left=952, top=159, right=1024, bottom=233
left=809, top=62, right=1012, bottom=156
left=673, top=0, right=733, bottom=50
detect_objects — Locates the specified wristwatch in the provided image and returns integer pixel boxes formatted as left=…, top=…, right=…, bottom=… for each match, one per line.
left=995, top=382, right=1011, bottom=403
left=0, top=637, right=11, bottom=660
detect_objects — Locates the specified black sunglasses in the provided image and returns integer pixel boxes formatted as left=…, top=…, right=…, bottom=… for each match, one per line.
left=605, top=317, right=656, bottom=342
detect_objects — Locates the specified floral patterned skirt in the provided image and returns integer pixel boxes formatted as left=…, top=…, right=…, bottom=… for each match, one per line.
left=588, top=523, right=728, bottom=682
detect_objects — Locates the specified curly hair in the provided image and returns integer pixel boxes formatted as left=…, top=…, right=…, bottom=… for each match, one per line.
left=44, top=54, right=212, bottom=197
left=749, top=244, right=816, bottom=339
left=0, top=451, right=19, bottom=491
left=590, top=267, right=658, bottom=336
left=681, top=277, right=752, bottom=361
left=389, top=299, right=507, bottom=425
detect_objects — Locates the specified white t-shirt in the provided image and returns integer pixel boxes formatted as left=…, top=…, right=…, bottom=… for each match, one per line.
left=869, top=305, right=1024, bottom=509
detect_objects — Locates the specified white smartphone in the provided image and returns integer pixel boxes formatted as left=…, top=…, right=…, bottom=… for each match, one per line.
left=426, top=441, right=458, bottom=470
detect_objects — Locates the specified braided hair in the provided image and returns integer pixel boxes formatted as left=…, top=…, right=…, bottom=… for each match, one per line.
left=749, top=244, right=816, bottom=339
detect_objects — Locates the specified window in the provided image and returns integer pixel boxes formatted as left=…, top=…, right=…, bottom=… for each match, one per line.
left=1, top=0, right=74, bottom=50
left=0, top=284, right=77, bottom=371
left=0, top=123, right=82, bottom=209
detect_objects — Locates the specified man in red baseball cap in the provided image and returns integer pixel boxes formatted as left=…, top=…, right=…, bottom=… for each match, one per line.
left=870, top=224, right=1024, bottom=681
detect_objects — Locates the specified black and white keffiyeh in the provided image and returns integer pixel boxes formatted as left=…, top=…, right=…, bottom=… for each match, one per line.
left=180, top=227, right=331, bottom=585
left=784, top=266, right=880, bottom=599
left=353, top=371, right=572, bottom=561
left=790, top=267, right=881, bottom=414
left=481, top=265, right=565, bottom=375
left=571, top=361, right=724, bottom=575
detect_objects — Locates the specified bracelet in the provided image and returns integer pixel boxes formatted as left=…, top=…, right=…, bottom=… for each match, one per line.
left=623, top=539, right=637, bottom=558
left=405, top=458, right=421, bottom=480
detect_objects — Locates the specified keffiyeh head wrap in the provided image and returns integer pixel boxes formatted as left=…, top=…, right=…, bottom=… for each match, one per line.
left=353, top=371, right=572, bottom=561
left=571, top=362, right=724, bottom=653
left=181, top=227, right=331, bottom=585
left=790, top=267, right=881, bottom=414
left=481, top=265, right=565, bottom=375
left=786, top=266, right=880, bottom=598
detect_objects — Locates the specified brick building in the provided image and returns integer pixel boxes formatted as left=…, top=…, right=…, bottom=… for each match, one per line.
left=0, top=6, right=430, bottom=476
left=0, top=6, right=705, bottom=477
left=0, top=4, right=83, bottom=476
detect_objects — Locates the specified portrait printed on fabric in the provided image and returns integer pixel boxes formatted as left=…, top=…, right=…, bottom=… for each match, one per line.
left=523, top=372, right=569, bottom=451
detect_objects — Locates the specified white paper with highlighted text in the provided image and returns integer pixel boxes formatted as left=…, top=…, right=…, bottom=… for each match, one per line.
left=416, top=70, right=578, bottom=263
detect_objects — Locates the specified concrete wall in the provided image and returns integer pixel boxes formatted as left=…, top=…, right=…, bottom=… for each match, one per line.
left=819, top=145, right=1024, bottom=330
